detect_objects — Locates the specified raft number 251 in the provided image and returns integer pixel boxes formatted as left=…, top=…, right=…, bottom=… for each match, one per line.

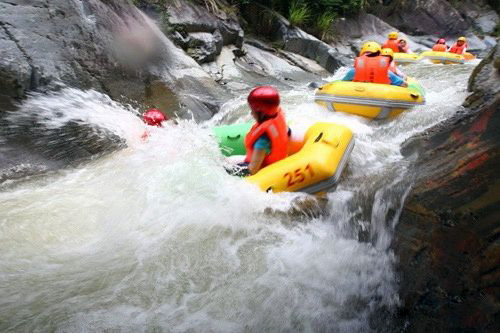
left=284, top=164, right=315, bottom=187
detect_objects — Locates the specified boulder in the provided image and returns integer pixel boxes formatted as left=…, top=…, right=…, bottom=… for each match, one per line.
left=0, top=0, right=227, bottom=120
left=163, top=0, right=243, bottom=64
left=394, top=43, right=500, bottom=331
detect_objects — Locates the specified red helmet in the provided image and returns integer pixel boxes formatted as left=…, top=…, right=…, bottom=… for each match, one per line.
left=437, top=38, right=446, bottom=44
left=143, top=109, right=167, bottom=126
left=247, top=86, right=280, bottom=116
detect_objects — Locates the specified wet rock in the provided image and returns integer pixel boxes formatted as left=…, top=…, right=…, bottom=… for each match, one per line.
left=395, top=43, right=500, bottom=331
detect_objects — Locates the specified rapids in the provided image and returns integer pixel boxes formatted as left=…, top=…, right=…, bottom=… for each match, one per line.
left=0, top=62, right=476, bottom=332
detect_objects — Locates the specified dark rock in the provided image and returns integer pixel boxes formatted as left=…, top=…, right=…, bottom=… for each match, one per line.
left=395, top=43, right=500, bottom=331
left=186, top=31, right=223, bottom=63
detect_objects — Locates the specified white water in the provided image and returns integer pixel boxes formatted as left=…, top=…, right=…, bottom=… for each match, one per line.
left=0, top=62, right=475, bottom=332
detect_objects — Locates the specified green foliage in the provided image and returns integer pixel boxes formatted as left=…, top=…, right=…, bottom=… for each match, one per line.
left=493, top=22, right=500, bottom=37
left=288, top=1, right=311, bottom=26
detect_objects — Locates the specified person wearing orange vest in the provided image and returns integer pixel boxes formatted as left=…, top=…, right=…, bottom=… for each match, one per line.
left=432, top=38, right=448, bottom=52
left=342, top=42, right=407, bottom=87
left=381, top=48, right=407, bottom=80
left=382, top=31, right=400, bottom=52
left=449, top=36, right=467, bottom=55
left=237, top=86, right=289, bottom=175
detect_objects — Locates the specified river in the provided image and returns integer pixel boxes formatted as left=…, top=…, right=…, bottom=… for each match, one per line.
left=0, top=61, right=477, bottom=332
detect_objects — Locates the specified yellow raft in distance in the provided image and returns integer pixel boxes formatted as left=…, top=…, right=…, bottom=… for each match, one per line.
left=393, top=52, right=421, bottom=64
left=246, top=122, right=354, bottom=194
left=314, top=78, right=425, bottom=119
left=420, top=50, right=465, bottom=64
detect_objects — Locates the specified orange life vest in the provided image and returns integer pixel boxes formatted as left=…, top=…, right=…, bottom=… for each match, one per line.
left=449, top=43, right=466, bottom=54
left=353, top=55, right=391, bottom=84
left=382, top=39, right=400, bottom=52
left=244, top=109, right=288, bottom=167
left=432, top=44, right=447, bottom=52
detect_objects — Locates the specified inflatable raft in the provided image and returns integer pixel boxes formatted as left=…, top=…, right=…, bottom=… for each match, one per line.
left=393, top=52, right=421, bottom=64
left=420, top=50, right=467, bottom=64
left=213, top=122, right=354, bottom=194
left=314, top=78, right=425, bottom=119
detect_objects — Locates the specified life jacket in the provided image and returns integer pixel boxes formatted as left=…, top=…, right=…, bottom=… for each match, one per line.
left=353, top=55, right=391, bottom=84
left=244, top=109, right=288, bottom=167
left=449, top=43, right=466, bottom=55
left=432, top=44, right=447, bottom=52
left=382, top=39, right=400, bottom=52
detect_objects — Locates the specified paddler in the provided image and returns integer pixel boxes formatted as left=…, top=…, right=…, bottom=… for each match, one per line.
left=398, top=39, right=413, bottom=53
left=141, top=108, right=169, bottom=140
left=342, top=42, right=408, bottom=87
left=449, top=37, right=468, bottom=55
left=382, top=31, right=400, bottom=52
left=230, top=86, right=289, bottom=176
left=432, top=38, right=448, bottom=52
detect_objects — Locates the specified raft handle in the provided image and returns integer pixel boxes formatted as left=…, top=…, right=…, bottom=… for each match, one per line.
left=410, top=93, right=419, bottom=99
left=314, top=132, right=323, bottom=143
left=227, top=134, right=241, bottom=140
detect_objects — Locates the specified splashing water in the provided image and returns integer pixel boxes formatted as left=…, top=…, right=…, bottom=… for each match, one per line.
left=0, top=62, right=475, bottom=331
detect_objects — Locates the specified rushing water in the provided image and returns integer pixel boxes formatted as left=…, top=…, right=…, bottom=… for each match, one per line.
left=0, top=61, right=476, bottom=332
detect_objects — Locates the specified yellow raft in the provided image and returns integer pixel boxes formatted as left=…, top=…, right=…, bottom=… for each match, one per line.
left=216, top=122, right=354, bottom=194
left=314, top=78, right=425, bottom=119
left=420, top=50, right=466, bottom=64
left=393, top=52, right=421, bottom=64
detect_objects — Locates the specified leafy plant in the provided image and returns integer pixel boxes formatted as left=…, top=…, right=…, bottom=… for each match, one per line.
left=316, top=12, right=336, bottom=41
left=288, top=1, right=310, bottom=27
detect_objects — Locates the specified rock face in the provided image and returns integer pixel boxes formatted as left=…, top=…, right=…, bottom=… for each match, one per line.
left=372, top=0, right=469, bottom=37
left=370, top=0, right=498, bottom=52
left=333, top=12, right=430, bottom=56
left=0, top=0, right=227, bottom=120
left=394, top=43, right=500, bottom=332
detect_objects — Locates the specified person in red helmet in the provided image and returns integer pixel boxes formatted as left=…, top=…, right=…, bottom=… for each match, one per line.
left=141, top=109, right=169, bottom=140
left=239, top=86, right=289, bottom=175
left=143, top=109, right=168, bottom=127
left=432, top=38, right=448, bottom=52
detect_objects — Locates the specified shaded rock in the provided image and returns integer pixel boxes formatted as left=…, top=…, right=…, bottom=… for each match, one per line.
left=241, top=3, right=346, bottom=73
left=395, top=43, right=500, bottom=332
